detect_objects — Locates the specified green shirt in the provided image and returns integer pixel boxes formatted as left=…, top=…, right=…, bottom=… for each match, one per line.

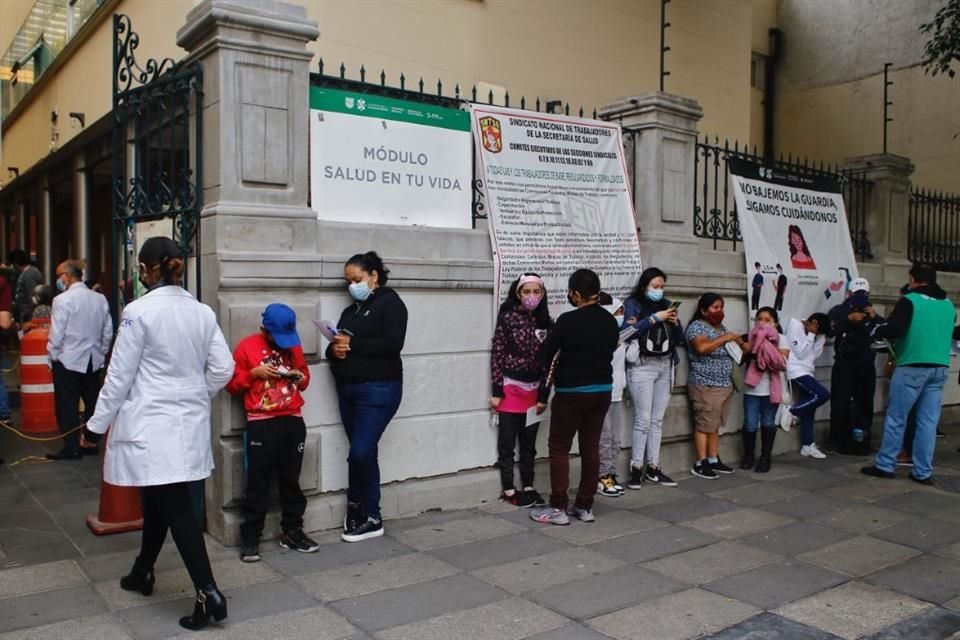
left=895, top=292, right=955, bottom=367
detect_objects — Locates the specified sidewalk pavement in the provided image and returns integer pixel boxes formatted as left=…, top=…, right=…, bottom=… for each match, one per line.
left=4, top=424, right=960, bottom=639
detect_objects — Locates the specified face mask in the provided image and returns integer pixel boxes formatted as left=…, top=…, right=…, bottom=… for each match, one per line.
left=520, top=294, right=542, bottom=311
left=31, top=296, right=39, bottom=306
left=567, top=292, right=576, bottom=307
left=849, top=293, right=869, bottom=309
left=706, top=309, right=725, bottom=325
left=646, top=288, right=664, bottom=303
left=349, top=280, right=371, bottom=302
left=55, top=279, right=66, bottom=293
left=616, top=316, right=625, bottom=328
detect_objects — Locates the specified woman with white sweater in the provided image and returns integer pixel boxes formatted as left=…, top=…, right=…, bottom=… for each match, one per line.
left=785, top=312, right=831, bottom=458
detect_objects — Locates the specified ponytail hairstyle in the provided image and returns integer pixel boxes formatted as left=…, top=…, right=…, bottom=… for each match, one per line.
left=345, top=251, right=390, bottom=286
left=499, top=272, right=551, bottom=329
left=568, top=268, right=601, bottom=302
left=690, top=292, right=724, bottom=324
left=137, top=236, right=184, bottom=286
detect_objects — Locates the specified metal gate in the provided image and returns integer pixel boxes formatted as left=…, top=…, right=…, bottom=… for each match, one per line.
left=111, top=14, right=202, bottom=318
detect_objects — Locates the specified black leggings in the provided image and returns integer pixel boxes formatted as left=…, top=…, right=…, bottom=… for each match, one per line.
left=497, top=412, right=540, bottom=490
left=135, top=482, right=214, bottom=589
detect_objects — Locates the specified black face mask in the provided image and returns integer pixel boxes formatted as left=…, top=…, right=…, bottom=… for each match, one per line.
left=567, top=292, right=577, bottom=307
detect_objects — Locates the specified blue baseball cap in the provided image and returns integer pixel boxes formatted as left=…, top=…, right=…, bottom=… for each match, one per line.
left=261, top=303, right=300, bottom=349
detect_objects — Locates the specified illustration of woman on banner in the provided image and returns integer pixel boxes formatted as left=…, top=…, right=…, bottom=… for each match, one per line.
left=788, top=225, right=817, bottom=270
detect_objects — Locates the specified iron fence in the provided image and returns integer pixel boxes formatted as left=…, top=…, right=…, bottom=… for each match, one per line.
left=692, top=138, right=872, bottom=260
left=909, top=188, right=960, bottom=272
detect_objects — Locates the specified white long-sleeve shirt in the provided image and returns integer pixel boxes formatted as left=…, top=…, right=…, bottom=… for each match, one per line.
left=785, top=317, right=825, bottom=379
left=47, top=282, right=113, bottom=373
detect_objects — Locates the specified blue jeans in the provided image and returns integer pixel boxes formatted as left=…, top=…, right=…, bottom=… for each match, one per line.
left=876, top=366, right=948, bottom=479
left=790, top=375, right=831, bottom=446
left=0, top=353, right=9, bottom=418
left=743, top=394, right=778, bottom=432
left=337, top=380, right=403, bottom=521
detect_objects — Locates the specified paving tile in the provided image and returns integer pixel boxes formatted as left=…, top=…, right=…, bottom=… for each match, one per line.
left=167, top=604, right=358, bottom=640
left=0, top=613, right=133, bottom=640
left=675, top=473, right=757, bottom=494
left=643, top=540, right=782, bottom=584
left=0, top=508, right=58, bottom=532
left=862, top=606, right=960, bottom=640
left=876, top=490, right=960, bottom=517
left=704, top=560, right=848, bottom=609
left=779, top=454, right=862, bottom=470
left=537, top=510, right=668, bottom=545
left=740, top=463, right=810, bottom=482
left=297, top=552, right=457, bottom=602
left=821, top=480, right=913, bottom=503
left=704, top=612, right=844, bottom=639
left=739, top=521, right=854, bottom=556
left=491, top=507, right=548, bottom=531
left=798, top=536, right=922, bottom=577
left=776, top=581, right=931, bottom=640
left=0, top=559, right=86, bottom=600
left=945, top=596, right=960, bottom=612
left=590, top=524, right=720, bottom=564
left=1, top=538, right=81, bottom=568
left=610, top=486, right=693, bottom=510
left=759, top=493, right=854, bottom=519
left=639, top=494, right=741, bottom=524
left=528, top=564, right=685, bottom=619
left=330, top=574, right=507, bottom=633
left=375, top=598, right=566, bottom=640
left=262, top=532, right=414, bottom=577
left=523, top=623, right=615, bottom=640
left=684, top=507, right=794, bottom=539
left=77, top=536, right=234, bottom=583
left=774, top=471, right=851, bottom=492
left=385, top=509, right=483, bottom=532
left=0, top=584, right=107, bottom=633
left=707, top=482, right=807, bottom=507
left=472, top=547, right=623, bottom=595
left=809, top=504, right=913, bottom=533
left=865, top=554, right=960, bottom=604
left=0, top=526, right=68, bottom=549
left=588, top=587, right=760, bottom=640
left=118, top=580, right=318, bottom=640
left=390, top=515, right=525, bottom=551
left=31, top=487, right=99, bottom=510
left=427, top=531, right=572, bottom=571
left=871, top=517, right=960, bottom=552
left=96, top=557, right=283, bottom=610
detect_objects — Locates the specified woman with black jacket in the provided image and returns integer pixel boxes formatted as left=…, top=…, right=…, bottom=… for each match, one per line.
left=326, top=252, right=408, bottom=543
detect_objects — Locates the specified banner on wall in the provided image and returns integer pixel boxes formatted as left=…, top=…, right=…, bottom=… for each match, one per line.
left=309, top=86, right=472, bottom=228
left=729, top=157, right=859, bottom=329
left=470, top=105, right=641, bottom=318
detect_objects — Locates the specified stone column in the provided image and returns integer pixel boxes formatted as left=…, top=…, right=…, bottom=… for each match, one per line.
left=598, top=92, right=704, bottom=271
left=840, top=154, right=914, bottom=266
left=176, top=0, right=319, bottom=543
left=73, top=154, right=89, bottom=269
left=41, top=178, right=52, bottom=282
left=16, top=201, right=26, bottom=252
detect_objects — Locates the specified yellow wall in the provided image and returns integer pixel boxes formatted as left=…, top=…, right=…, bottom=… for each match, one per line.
left=0, top=0, right=35, bottom=63
left=1, top=0, right=763, bottom=182
left=775, top=65, right=960, bottom=193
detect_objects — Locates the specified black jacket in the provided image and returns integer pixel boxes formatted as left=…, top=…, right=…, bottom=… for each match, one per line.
left=829, top=299, right=884, bottom=364
left=326, top=287, right=408, bottom=383
left=539, top=304, right=619, bottom=390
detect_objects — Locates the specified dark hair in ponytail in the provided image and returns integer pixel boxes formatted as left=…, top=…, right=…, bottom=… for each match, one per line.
left=568, top=268, right=601, bottom=300
left=138, top=236, right=185, bottom=286
left=346, top=251, right=390, bottom=286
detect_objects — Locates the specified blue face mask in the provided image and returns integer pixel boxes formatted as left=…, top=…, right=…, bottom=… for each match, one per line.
left=646, top=288, right=664, bottom=302
left=616, top=316, right=625, bottom=328
left=55, top=278, right=66, bottom=293
left=348, top=280, right=371, bottom=302
left=849, top=293, right=869, bottom=309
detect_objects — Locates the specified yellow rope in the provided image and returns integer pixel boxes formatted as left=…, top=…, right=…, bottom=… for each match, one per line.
left=0, top=419, right=84, bottom=442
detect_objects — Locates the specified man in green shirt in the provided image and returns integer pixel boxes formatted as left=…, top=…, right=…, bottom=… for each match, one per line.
left=862, top=265, right=957, bottom=484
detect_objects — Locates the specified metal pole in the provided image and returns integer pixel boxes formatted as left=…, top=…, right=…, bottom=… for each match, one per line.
left=660, top=0, right=671, bottom=92
left=883, top=62, right=893, bottom=154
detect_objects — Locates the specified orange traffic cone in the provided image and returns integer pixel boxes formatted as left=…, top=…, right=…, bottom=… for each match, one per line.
left=86, top=431, right=143, bottom=535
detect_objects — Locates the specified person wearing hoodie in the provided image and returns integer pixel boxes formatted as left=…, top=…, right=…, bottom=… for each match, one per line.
left=741, top=307, right=788, bottom=472
left=327, top=251, right=408, bottom=542
left=785, top=312, right=831, bottom=459
left=862, top=264, right=956, bottom=485
left=597, top=292, right=627, bottom=497
left=489, top=273, right=552, bottom=507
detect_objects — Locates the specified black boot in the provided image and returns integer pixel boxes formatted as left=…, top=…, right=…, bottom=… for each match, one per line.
left=740, top=430, right=757, bottom=470
left=755, top=426, right=777, bottom=473
left=120, top=564, right=155, bottom=596
left=178, top=583, right=227, bottom=631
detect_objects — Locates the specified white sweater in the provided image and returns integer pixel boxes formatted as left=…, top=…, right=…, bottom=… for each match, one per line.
left=785, top=317, right=825, bottom=379
left=611, top=342, right=627, bottom=402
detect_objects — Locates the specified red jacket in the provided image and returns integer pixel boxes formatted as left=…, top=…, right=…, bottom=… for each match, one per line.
left=226, top=333, right=310, bottom=417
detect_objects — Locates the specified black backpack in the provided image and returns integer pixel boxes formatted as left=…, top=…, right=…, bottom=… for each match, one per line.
left=639, top=313, right=672, bottom=356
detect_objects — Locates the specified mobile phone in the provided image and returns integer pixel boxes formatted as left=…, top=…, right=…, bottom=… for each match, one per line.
left=278, top=371, right=302, bottom=382
left=668, top=300, right=682, bottom=310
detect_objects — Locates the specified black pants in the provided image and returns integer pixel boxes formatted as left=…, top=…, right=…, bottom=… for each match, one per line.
left=497, top=412, right=539, bottom=490
left=136, top=482, right=213, bottom=589
left=829, top=357, right=876, bottom=452
left=240, top=416, right=307, bottom=543
left=53, top=360, right=101, bottom=455
left=751, top=289, right=761, bottom=310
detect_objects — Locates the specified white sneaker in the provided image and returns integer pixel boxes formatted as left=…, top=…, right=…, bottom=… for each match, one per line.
left=567, top=505, right=596, bottom=523
left=800, top=444, right=826, bottom=459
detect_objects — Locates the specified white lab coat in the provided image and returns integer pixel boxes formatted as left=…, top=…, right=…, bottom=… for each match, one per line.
left=86, top=286, right=234, bottom=486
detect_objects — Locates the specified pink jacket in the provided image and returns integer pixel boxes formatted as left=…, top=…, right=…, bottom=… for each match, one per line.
left=744, top=323, right=787, bottom=403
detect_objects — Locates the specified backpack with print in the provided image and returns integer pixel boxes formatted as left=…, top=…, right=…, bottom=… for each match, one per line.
left=639, top=320, right=672, bottom=357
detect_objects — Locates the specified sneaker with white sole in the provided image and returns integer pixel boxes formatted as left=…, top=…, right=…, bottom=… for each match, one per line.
left=800, top=443, right=827, bottom=459
left=567, top=505, right=596, bottom=523
left=597, top=475, right=621, bottom=497
left=691, top=459, right=718, bottom=479
left=711, top=458, right=735, bottom=474
left=529, top=506, right=570, bottom=526
left=645, top=466, right=678, bottom=487
left=341, top=517, right=384, bottom=543
left=609, top=475, right=625, bottom=494
left=278, top=528, right=320, bottom=553
left=626, top=466, right=645, bottom=490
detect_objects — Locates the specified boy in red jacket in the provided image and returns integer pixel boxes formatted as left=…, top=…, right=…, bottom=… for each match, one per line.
left=227, top=303, right=318, bottom=562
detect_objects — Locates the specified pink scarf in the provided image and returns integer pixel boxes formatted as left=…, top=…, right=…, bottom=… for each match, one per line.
left=744, top=323, right=786, bottom=403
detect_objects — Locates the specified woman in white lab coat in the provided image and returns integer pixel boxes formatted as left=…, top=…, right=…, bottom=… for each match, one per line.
left=81, top=236, right=235, bottom=632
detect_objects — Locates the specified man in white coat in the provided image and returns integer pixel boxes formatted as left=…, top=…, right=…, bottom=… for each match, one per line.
left=46, top=259, right=113, bottom=460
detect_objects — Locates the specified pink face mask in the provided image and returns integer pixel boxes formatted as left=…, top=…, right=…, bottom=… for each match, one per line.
left=521, top=295, right=542, bottom=311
